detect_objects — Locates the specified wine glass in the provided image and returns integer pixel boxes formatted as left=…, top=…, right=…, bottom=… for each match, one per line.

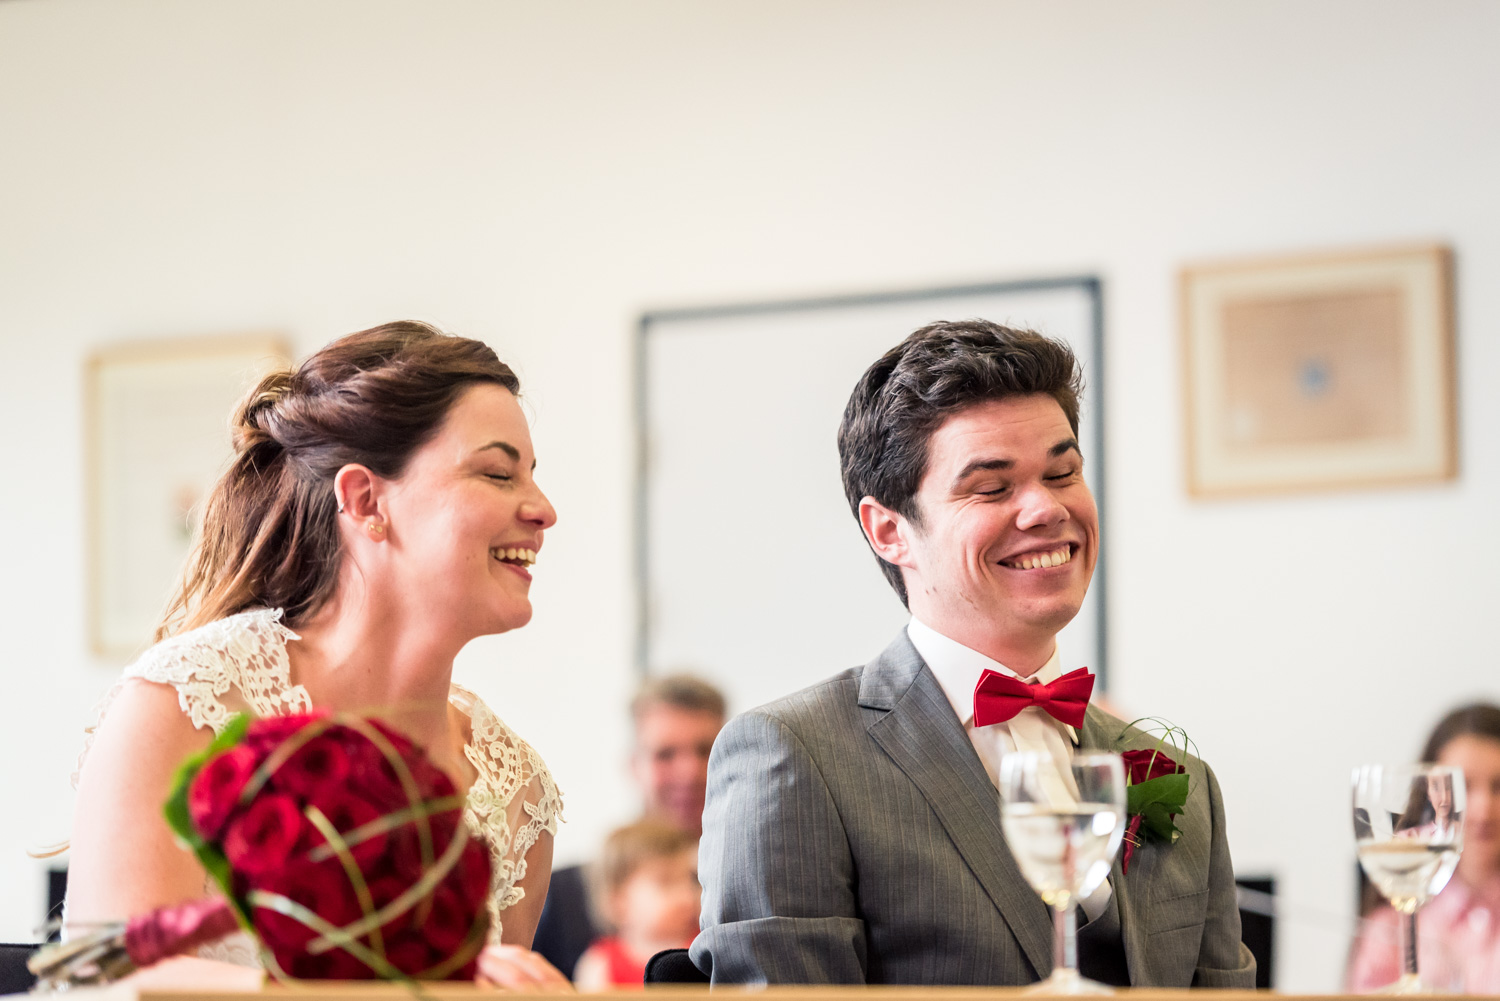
left=999, top=751, right=1126, bottom=995
left=1352, top=764, right=1465, bottom=994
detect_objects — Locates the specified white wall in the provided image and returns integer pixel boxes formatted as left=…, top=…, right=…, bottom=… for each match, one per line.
left=2, top=1, right=1497, bottom=989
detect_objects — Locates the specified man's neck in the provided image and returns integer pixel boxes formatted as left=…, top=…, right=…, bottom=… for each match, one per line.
left=909, top=609, right=1055, bottom=677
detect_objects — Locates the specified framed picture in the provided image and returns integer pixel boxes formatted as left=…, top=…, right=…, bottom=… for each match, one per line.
left=86, top=334, right=292, bottom=657
left=636, top=277, right=1106, bottom=712
left=1181, top=244, right=1455, bottom=497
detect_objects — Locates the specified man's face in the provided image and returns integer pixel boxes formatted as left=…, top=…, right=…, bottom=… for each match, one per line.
left=631, top=705, right=724, bottom=835
left=889, top=394, right=1099, bottom=662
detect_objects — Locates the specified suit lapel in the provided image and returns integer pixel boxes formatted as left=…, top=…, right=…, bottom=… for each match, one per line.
left=1078, top=706, right=1181, bottom=987
left=860, top=631, right=1053, bottom=978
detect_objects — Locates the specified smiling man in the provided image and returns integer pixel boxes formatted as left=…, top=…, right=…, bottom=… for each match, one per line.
left=691, top=320, right=1253, bottom=987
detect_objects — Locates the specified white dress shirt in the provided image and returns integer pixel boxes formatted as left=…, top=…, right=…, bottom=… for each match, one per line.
left=907, top=616, right=1111, bottom=920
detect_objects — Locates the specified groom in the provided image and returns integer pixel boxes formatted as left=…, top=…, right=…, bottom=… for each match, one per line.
left=691, top=320, right=1254, bottom=987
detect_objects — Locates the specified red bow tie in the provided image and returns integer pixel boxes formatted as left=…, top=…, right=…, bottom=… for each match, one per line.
left=973, top=667, right=1095, bottom=729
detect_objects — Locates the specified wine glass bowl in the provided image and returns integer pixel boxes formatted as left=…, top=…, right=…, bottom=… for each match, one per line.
left=1000, top=752, right=1126, bottom=995
left=1352, top=764, right=1465, bottom=994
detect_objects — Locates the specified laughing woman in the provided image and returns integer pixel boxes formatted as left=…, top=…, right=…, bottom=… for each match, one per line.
left=66, top=321, right=569, bottom=988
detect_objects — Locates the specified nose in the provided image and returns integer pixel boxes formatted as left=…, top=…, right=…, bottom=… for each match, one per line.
left=1014, top=480, right=1069, bottom=531
left=520, top=482, right=558, bottom=529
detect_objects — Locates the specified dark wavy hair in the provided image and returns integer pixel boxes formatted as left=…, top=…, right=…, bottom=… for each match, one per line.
left=836, top=318, right=1084, bottom=606
left=158, top=320, right=519, bottom=638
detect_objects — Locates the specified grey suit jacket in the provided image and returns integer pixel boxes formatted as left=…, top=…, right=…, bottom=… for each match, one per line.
left=691, top=630, right=1255, bottom=987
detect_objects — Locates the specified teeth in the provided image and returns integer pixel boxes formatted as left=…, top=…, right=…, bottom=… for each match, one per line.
left=1005, top=547, right=1071, bottom=570
left=491, top=547, right=538, bottom=567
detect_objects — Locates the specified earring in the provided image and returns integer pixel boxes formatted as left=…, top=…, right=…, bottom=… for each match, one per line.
left=367, top=522, right=385, bottom=539
left=337, top=502, right=345, bottom=514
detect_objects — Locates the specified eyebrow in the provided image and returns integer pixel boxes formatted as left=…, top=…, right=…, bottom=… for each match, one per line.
left=477, top=440, right=537, bottom=471
left=951, top=438, right=1081, bottom=486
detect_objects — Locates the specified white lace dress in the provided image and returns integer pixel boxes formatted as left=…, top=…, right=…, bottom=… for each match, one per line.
left=73, top=608, right=563, bottom=965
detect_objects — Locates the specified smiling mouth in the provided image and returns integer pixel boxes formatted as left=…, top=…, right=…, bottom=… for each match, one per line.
left=491, top=547, right=537, bottom=568
left=999, top=545, right=1074, bottom=570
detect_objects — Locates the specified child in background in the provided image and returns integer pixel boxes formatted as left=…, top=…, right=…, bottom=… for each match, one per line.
left=573, top=820, right=701, bottom=989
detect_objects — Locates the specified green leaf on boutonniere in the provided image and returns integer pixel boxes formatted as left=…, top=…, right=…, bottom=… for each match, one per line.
left=1125, top=771, right=1189, bottom=842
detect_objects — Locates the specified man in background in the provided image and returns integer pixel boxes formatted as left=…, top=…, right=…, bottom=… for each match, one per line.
left=533, top=675, right=726, bottom=979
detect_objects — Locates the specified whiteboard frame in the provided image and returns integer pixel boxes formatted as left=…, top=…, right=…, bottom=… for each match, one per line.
left=634, top=276, right=1107, bottom=686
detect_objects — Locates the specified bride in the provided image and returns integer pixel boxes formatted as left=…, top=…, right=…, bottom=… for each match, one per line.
left=66, top=320, right=570, bottom=988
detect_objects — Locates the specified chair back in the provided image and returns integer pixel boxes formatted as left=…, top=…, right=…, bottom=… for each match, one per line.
left=644, top=947, right=709, bottom=985
left=0, top=942, right=38, bottom=995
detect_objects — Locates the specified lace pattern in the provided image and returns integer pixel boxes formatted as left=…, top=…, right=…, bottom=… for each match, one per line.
left=74, top=608, right=563, bottom=959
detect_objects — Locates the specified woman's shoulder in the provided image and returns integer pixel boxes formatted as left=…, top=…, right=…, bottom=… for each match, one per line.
left=117, top=608, right=310, bottom=734
left=129, top=608, right=296, bottom=679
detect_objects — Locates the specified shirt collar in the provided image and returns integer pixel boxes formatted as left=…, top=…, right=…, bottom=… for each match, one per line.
left=907, top=616, right=1069, bottom=732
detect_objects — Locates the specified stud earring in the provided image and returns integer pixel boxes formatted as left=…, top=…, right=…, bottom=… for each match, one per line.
left=337, top=501, right=345, bottom=514
left=368, top=522, right=385, bottom=538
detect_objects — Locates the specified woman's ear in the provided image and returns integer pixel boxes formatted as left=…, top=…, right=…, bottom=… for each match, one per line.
left=858, top=495, right=913, bottom=569
left=334, top=464, right=382, bottom=521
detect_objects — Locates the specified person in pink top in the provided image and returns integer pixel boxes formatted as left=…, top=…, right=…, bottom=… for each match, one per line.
left=1348, top=704, right=1500, bottom=993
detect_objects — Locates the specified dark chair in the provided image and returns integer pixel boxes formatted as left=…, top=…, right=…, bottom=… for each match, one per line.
left=644, top=948, right=709, bottom=985
left=1236, top=875, right=1275, bottom=989
left=0, top=943, right=39, bottom=995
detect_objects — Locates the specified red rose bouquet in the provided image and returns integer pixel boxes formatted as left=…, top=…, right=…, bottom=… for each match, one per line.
left=32, top=712, right=491, bottom=988
left=1117, top=719, right=1194, bottom=874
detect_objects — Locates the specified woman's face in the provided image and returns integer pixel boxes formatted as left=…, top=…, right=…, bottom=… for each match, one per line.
left=379, top=383, right=557, bottom=641
left=1437, top=734, right=1500, bottom=872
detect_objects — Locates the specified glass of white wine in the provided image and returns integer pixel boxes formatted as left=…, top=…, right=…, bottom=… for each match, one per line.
left=1353, top=763, right=1465, bottom=994
left=999, top=751, right=1126, bottom=995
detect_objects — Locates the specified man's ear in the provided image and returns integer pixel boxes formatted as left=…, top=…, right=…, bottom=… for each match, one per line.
left=334, top=464, right=383, bottom=521
left=858, top=495, right=914, bottom=570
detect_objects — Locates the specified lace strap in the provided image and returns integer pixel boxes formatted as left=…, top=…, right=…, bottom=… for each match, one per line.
left=73, top=609, right=311, bottom=788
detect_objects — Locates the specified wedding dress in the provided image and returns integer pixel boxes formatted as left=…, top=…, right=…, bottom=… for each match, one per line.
left=72, top=608, right=563, bottom=966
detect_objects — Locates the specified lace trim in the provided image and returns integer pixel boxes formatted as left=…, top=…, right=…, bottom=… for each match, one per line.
left=453, top=683, right=564, bottom=939
left=74, top=608, right=564, bottom=955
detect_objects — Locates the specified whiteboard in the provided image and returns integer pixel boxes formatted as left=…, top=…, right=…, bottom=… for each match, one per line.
left=637, top=279, right=1104, bottom=716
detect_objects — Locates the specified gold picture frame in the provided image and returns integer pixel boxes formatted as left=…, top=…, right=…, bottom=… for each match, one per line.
left=1181, top=244, right=1455, bottom=497
left=86, top=334, right=292, bottom=657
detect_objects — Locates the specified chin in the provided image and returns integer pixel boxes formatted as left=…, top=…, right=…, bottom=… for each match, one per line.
left=478, top=603, right=534, bottom=636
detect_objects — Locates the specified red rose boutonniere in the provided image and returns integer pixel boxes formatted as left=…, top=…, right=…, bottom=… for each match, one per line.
left=1117, top=720, right=1194, bottom=874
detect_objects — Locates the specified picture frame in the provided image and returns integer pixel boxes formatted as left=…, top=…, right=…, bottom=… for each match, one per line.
left=86, top=334, right=292, bottom=657
left=1181, top=244, right=1455, bottom=497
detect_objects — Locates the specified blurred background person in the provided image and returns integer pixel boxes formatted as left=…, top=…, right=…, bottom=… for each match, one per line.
left=1348, top=704, right=1500, bottom=993
left=533, top=676, right=725, bottom=978
left=572, top=820, right=701, bottom=990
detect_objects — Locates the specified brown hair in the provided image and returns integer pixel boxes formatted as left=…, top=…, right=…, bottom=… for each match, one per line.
left=837, top=318, right=1084, bottom=606
left=1421, top=703, right=1500, bottom=762
left=158, top=320, right=520, bottom=638
left=630, top=674, right=727, bottom=725
left=598, top=819, right=698, bottom=896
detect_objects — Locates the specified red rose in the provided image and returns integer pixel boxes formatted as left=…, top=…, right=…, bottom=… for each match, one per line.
left=253, top=859, right=364, bottom=964
left=346, top=752, right=405, bottom=811
left=223, top=794, right=307, bottom=875
left=382, top=933, right=437, bottom=977
left=287, top=947, right=373, bottom=980
left=385, top=810, right=463, bottom=884
left=422, top=885, right=475, bottom=957
left=1121, top=747, right=1182, bottom=785
left=271, top=737, right=351, bottom=798
left=308, top=787, right=386, bottom=866
left=245, top=712, right=328, bottom=753
left=188, top=745, right=259, bottom=839
left=456, top=840, right=492, bottom=912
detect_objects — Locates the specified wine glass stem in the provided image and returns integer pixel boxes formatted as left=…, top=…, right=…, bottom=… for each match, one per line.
left=1400, top=909, right=1419, bottom=980
left=1053, top=902, right=1077, bottom=974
